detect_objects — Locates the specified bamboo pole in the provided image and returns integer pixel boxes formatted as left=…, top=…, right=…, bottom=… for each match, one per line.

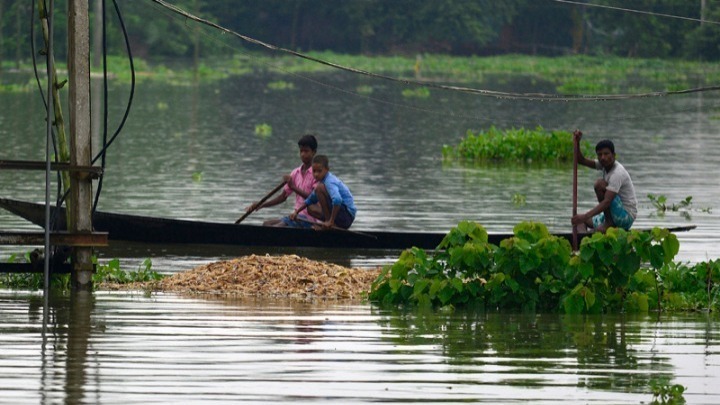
left=37, top=0, right=72, bottom=207
left=572, top=131, right=579, bottom=251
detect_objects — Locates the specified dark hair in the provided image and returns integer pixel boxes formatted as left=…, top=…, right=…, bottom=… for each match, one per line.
left=312, top=154, right=329, bottom=168
left=595, top=139, right=615, bottom=154
left=298, top=134, right=318, bottom=152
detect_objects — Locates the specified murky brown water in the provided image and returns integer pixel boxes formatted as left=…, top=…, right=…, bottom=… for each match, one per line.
left=2, top=291, right=720, bottom=404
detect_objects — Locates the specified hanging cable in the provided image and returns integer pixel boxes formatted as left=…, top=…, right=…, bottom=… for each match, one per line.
left=43, top=0, right=55, bottom=312
left=549, top=0, right=720, bottom=26
left=92, top=0, right=136, bottom=213
left=145, top=1, right=720, bottom=129
left=148, top=0, right=720, bottom=102
left=93, top=0, right=109, bottom=213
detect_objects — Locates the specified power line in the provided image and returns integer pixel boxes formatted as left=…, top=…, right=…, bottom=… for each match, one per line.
left=148, top=0, right=720, bottom=102
left=550, top=0, right=720, bottom=26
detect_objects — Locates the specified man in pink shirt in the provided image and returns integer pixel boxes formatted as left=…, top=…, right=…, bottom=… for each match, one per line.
left=245, top=135, right=320, bottom=227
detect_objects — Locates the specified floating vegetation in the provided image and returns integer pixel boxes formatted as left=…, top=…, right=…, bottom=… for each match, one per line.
left=266, top=80, right=295, bottom=91
left=511, top=193, right=526, bottom=206
left=254, top=123, right=273, bottom=138
left=146, top=255, right=381, bottom=299
left=192, top=171, right=203, bottom=182
left=401, top=86, right=430, bottom=98
left=0, top=254, right=161, bottom=291
left=94, top=258, right=163, bottom=286
left=156, top=101, right=169, bottom=110
left=368, top=221, right=720, bottom=313
left=443, top=126, right=593, bottom=164
left=650, top=377, right=686, bottom=404
left=356, top=84, right=374, bottom=95
left=648, top=194, right=711, bottom=220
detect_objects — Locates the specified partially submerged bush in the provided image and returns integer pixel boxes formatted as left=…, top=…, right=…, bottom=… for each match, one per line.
left=442, top=126, right=593, bottom=164
left=369, top=221, right=712, bottom=313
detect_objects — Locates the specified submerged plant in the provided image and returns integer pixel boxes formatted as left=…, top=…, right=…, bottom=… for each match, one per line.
left=511, top=193, right=526, bottom=206
left=401, top=86, right=430, bottom=98
left=356, top=85, right=374, bottom=95
left=254, top=123, right=273, bottom=138
left=647, top=194, right=711, bottom=220
left=650, top=377, right=686, bottom=404
left=368, top=221, right=712, bottom=313
left=92, top=257, right=164, bottom=285
left=267, top=80, right=295, bottom=91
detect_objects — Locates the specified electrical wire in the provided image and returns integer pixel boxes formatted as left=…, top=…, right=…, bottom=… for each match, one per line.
left=549, top=0, right=720, bottom=26
left=145, top=0, right=720, bottom=129
left=92, top=0, right=136, bottom=213
left=149, top=0, right=720, bottom=102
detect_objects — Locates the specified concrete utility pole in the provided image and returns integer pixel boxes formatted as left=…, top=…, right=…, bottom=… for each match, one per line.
left=67, top=0, right=94, bottom=291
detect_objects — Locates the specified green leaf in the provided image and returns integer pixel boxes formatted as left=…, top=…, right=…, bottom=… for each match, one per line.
left=649, top=244, right=665, bottom=269
left=662, top=234, right=680, bottom=263
left=578, top=262, right=594, bottom=279
left=438, top=286, right=455, bottom=305
left=429, top=279, right=443, bottom=298
left=583, top=287, right=596, bottom=309
left=413, top=279, right=430, bottom=296
left=451, top=278, right=464, bottom=292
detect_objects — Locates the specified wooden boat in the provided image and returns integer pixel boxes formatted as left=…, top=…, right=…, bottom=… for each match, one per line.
left=0, top=198, right=696, bottom=250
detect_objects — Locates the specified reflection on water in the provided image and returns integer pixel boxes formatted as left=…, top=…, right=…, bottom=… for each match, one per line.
left=1, top=292, right=719, bottom=403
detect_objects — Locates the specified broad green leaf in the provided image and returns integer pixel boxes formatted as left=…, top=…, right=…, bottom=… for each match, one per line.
left=583, top=288, right=596, bottom=309
left=662, top=234, right=680, bottom=263
left=413, top=279, right=430, bottom=296
left=578, top=262, right=594, bottom=279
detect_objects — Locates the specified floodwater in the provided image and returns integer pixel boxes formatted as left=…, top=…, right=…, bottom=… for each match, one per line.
left=2, top=64, right=720, bottom=403
left=1, top=69, right=718, bottom=268
left=2, top=291, right=720, bottom=404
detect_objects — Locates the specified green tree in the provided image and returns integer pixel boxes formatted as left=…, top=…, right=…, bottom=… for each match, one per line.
left=585, top=0, right=699, bottom=57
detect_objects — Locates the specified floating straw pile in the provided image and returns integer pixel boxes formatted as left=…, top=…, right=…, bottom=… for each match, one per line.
left=104, top=254, right=382, bottom=300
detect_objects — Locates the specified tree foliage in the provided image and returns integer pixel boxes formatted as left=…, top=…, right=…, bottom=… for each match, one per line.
left=2, top=0, right=720, bottom=66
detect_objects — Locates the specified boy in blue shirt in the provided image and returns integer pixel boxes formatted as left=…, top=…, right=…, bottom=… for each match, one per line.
left=290, top=155, right=356, bottom=229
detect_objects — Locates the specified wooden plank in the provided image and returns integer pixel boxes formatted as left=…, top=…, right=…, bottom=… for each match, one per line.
left=0, top=160, right=102, bottom=177
left=0, top=231, right=108, bottom=247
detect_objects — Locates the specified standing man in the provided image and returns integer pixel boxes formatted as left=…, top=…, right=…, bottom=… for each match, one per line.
left=246, top=134, right=321, bottom=227
left=571, top=130, right=637, bottom=232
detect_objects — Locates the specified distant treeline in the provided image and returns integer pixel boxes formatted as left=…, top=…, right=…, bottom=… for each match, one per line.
left=2, top=0, right=719, bottom=66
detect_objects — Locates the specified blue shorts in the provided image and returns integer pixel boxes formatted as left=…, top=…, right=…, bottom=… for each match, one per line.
left=592, top=195, right=634, bottom=230
left=281, top=214, right=315, bottom=229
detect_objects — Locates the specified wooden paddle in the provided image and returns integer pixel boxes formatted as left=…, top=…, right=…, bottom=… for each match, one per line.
left=572, top=130, right=579, bottom=251
left=235, top=181, right=286, bottom=224
left=295, top=216, right=378, bottom=240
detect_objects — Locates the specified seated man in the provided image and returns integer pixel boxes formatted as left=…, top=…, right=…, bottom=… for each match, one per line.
left=571, top=130, right=637, bottom=232
left=290, top=155, right=356, bottom=230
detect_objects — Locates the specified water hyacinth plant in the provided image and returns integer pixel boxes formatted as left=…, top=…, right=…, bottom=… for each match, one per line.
left=369, top=221, right=716, bottom=313
left=254, top=123, right=273, bottom=138
left=442, top=126, right=594, bottom=164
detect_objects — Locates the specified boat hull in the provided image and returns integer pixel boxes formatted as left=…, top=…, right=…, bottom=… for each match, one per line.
left=0, top=198, right=696, bottom=250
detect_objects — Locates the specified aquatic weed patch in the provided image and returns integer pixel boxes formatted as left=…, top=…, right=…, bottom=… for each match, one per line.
left=442, top=126, right=593, bottom=164
left=370, top=221, right=716, bottom=313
